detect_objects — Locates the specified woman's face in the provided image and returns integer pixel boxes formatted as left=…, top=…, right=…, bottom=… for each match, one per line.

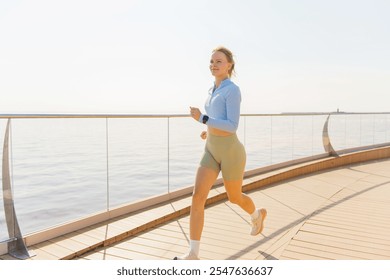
left=209, top=51, right=232, bottom=79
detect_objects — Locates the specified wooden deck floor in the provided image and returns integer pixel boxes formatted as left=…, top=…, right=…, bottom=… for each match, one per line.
left=81, top=158, right=390, bottom=260
left=2, top=157, right=390, bottom=260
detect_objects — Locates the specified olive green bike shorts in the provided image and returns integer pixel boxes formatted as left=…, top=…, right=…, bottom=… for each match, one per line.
left=200, top=133, right=246, bottom=181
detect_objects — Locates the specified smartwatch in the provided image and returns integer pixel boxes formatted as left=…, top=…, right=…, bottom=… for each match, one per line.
left=202, top=115, right=209, bottom=124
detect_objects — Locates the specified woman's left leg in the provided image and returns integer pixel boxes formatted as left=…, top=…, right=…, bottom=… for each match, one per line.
left=224, top=179, right=255, bottom=214
left=222, top=134, right=267, bottom=235
left=224, top=179, right=267, bottom=236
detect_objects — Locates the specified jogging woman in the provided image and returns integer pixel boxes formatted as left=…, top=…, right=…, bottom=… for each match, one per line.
left=174, top=46, right=267, bottom=260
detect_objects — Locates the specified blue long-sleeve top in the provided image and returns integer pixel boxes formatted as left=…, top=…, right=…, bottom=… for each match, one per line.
left=199, top=78, right=241, bottom=133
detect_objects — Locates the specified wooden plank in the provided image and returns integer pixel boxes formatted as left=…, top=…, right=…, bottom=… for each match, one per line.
left=97, top=246, right=163, bottom=260
left=360, top=175, right=390, bottom=184
left=31, top=241, right=74, bottom=259
left=293, top=231, right=390, bottom=258
left=46, top=237, right=86, bottom=254
left=139, top=231, right=189, bottom=247
left=78, top=226, right=110, bottom=241
left=281, top=249, right=329, bottom=260
left=311, top=173, right=359, bottom=187
left=149, top=225, right=189, bottom=239
left=123, top=236, right=189, bottom=253
left=109, top=217, right=143, bottom=228
left=29, top=247, right=59, bottom=260
left=78, top=251, right=128, bottom=260
left=289, top=182, right=343, bottom=200
left=309, top=214, right=390, bottom=231
left=300, top=223, right=390, bottom=245
left=314, top=208, right=390, bottom=225
left=306, top=219, right=390, bottom=237
left=114, top=240, right=183, bottom=259
left=283, top=244, right=364, bottom=260
left=321, top=200, right=390, bottom=216
left=330, top=193, right=390, bottom=205
left=334, top=168, right=372, bottom=179
left=289, top=239, right=388, bottom=260
left=65, top=231, right=102, bottom=245
left=319, top=208, right=390, bottom=222
left=294, top=231, right=390, bottom=252
left=279, top=256, right=298, bottom=260
left=328, top=194, right=390, bottom=206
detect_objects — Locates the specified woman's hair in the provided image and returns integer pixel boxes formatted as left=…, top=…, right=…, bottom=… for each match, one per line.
left=213, top=46, right=236, bottom=77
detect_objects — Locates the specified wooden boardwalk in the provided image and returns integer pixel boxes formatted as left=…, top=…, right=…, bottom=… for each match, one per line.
left=81, top=158, right=389, bottom=260
left=2, top=156, right=390, bottom=260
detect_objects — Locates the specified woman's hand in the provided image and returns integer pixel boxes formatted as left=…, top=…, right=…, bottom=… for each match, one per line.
left=189, top=106, right=201, bottom=121
left=200, top=131, right=207, bottom=140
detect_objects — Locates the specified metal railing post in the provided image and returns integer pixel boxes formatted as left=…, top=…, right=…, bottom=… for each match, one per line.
left=167, top=117, right=170, bottom=194
left=322, top=114, right=338, bottom=157
left=106, top=118, right=110, bottom=211
left=1, top=119, right=35, bottom=259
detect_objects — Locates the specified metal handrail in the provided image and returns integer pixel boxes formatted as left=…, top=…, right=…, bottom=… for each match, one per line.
left=1, top=111, right=390, bottom=119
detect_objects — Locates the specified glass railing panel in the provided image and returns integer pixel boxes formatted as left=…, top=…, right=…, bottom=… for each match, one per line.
left=10, top=118, right=107, bottom=235
left=328, top=114, right=347, bottom=150
left=359, top=114, right=375, bottom=147
left=344, top=114, right=362, bottom=149
left=292, top=115, right=316, bottom=159
left=243, top=115, right=328, bottom=169
left=107, top=118, right=168, bottom=208
left=270, top=116, right=294, bottom=164
left=241, top=116, right=272, bottom=169
left=373, top=114, right=389, bottom=145
left=168, top=118, right=205, bottom=191
left=329, top=114, right=390, bottom=151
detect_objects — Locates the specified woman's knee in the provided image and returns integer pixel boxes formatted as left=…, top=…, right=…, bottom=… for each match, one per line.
left=192, top=183, right=211, bottom=207
left=192, top=190, right=208, bottom=205
left=191, top=167, right=218, bottom=207
left=227, top=193, right=243, bottom=205
left=224, top=179, right=244, bottom=205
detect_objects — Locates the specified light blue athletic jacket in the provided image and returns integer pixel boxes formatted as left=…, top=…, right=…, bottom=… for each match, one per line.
left=199, top=78, right=241, bottom=133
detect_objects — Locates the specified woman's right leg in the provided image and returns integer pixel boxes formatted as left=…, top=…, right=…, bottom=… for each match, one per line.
left=174, top=166, right=218, bottom=260
left=190, top=166, right=219, bottom=240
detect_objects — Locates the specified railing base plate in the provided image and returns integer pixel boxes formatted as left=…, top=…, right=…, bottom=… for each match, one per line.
left=9, top=249, right=36, bottom=260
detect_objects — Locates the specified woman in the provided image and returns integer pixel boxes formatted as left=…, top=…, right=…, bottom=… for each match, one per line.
left=174, top=46, right=267, bottom=260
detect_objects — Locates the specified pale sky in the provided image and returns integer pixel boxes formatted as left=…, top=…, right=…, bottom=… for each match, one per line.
left=1, top=0, right=389, bottom=114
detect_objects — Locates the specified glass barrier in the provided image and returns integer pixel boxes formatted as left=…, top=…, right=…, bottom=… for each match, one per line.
left=1, top=113, right=389, bottom=242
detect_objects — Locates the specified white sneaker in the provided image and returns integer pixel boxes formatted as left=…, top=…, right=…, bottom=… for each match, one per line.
left=173, top=251, right=200, bottom=260
left=250, top=208, right=267, bottom=236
